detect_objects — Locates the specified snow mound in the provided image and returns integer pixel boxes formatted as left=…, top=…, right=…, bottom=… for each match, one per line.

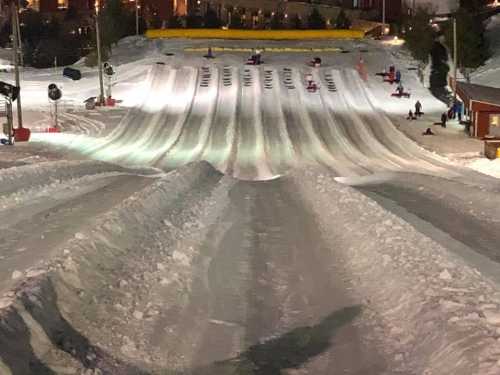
left=467, top=158, right=500, bottom=178
left=294, top=167, right=500, bottom=375
left=0, top=161, right=231, bottom=373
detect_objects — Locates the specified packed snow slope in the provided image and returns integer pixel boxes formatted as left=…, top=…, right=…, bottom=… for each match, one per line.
left=26, top=38, right=460, bottom=181
left=3, top=37, right=500, bottom=375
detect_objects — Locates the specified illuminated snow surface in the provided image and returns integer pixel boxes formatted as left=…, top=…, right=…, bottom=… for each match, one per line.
left=2, top=37, right=500, bottom=374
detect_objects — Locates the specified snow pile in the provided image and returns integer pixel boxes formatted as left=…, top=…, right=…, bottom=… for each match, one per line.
left=467, top=158, right=500, bottom=178
left=0, top=160, right=160, bottom=197
left=0, top=162, right=232, bottom=373
left=294, top=167, right=500, bottom=375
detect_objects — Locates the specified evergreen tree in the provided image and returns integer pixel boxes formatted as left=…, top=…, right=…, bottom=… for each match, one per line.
left=270, top=11, right=286, bottom=29
left=459, top=0, right=487, bottom=11
left=168, top=15, right=182, bottom=28
left=335, top=9, right=351, bottom=29
left=308, top=8, right=326, bottom=29
left=291, top=14, right=302, bottom=29
left=100, top=0, right=128, bottom=48
left=430, top=41, right=449, bottom=90
left=19, top=9, right=44, bottom=47
left=229, top=10, right=244, bottom=28
left=204, top=5, right=221, bottom=28
left=403, top=6, right=435, bottom=64
left=444, top=8, right=490, bottom=69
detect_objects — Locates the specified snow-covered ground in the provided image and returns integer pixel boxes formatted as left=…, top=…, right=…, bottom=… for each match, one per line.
left=472, top=13, right=500, bottom=88
left=1, top=36, right=500, bottom=374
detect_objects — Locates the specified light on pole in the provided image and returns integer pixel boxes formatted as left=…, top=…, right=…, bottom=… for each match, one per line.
left=95, top=0, right=105, bottom=105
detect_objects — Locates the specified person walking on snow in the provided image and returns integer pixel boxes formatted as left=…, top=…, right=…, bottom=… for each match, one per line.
left=415, top=100, right=422, bottom=117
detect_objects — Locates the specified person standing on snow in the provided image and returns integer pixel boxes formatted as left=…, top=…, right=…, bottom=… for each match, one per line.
left=441, top=112, right=447, bottom=128
left=255, top=48, right=262, bottom=65
left=395, top=70, right=401, bottom=83
left=415, top=100, right=422, bottom=117
left=306, top=73, right=313, bottom=87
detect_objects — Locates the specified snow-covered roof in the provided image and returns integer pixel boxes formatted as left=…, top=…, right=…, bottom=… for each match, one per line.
left=456, top=81, right=500, bottom=108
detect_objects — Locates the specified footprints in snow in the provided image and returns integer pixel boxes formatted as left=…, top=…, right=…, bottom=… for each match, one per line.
left=200, top=66, right=211, bottom=88
left=283, top=68, right=296, bottom=90
left=197, top=67, right=337, bottom=93
left=324, top=72, right=337, bottom=93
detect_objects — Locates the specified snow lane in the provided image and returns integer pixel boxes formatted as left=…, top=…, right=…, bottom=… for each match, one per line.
left=0, top=174, right=155, bottom=295
left=202, top=66, right=239, bottom=171
left=305, top=69, right=369, bottom=176
left=279, top=68, right=327, bottom=167
left=342, top=69, right=455, bottom=176
left=140, top=178, right=388, bottom=373
left=335, top=69, right=412, bottom=171
left=233, top=67, right=274, bottom=181
left=30, top=63, right=475, bottom=182
left=291, top=68, right=339, bottom=168
left=93, top=65, right=175, bottom=162
left=162, top=66, right=219, bottom=168
left=319, top=69, right=399, bottom=173
left=125, top=66, right=197, bottom=165
left=259, top=68, right=296, bottom=176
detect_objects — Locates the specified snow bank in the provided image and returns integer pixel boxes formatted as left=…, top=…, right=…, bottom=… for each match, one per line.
left=0, top=160, right=159, bottom=197
left=467, top=158, right=500, bottom=178
left=294, top=167, right=500, bottom=375
left=0, top=162, right=232, bottom=373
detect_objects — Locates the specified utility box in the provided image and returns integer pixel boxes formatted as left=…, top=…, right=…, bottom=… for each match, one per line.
left=484, top=139, right=500, bottom=160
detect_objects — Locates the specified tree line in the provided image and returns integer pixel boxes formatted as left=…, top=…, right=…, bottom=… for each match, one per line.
left=402, top=0, right=491, bottom=94
left=0, top=3, right=351, bottom=68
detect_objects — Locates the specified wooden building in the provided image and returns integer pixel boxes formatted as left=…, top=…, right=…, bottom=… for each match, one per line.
left=456, top=82, right=500, bottom=138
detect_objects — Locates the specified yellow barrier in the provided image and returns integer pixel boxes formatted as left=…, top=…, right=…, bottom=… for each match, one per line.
left=184, top=47, right=342, bottom=52
left=146, top=29, right=365, bottom=40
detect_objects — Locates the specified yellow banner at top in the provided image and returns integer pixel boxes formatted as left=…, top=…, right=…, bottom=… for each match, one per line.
left=146, top=29, right=365, bottom=40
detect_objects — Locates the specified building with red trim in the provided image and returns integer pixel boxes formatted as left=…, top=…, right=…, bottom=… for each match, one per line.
left=456, top=82, right=500, bottom=138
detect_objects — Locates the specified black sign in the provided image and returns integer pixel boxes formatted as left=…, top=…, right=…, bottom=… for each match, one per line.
left=0, top=81, right=20, bottom=102
left=48, top=83, right=62, bottom=101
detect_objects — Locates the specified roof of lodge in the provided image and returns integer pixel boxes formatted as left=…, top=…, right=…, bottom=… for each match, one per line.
left=457, top=82, right=500, bottom=108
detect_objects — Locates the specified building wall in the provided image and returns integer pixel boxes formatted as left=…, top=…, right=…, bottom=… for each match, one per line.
left=471, top=101, right=500, bottom=138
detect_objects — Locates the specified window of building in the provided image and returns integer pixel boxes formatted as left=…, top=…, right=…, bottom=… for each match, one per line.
left=491, top=114, right=500, bottom=127
left=27, top=0, right=40, bottom=11
left=58, top=0, right=68, bottom=9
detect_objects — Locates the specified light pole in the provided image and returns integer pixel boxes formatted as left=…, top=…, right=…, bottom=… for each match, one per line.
left=95, top=0, right=105, bottom=105
left=135, top=0, right=139, bottom=36
left=11, top=1, right=22, bottom=128
left=16, top=1, right=23, bottom=66
left=453, top=16, right=458, bottom=101
left=382, top=0, right=386, bottom=35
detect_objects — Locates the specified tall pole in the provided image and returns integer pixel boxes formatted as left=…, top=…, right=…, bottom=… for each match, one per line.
left=453, top=16, right=458, bottom=101
left=11, top=2, right=22, bottom=129
left=95, top=1, right=105, bottom=105
left=382, top=0, right=386, bottom=34
left=135, top=0, right=139, bottom=35
left=15, top=2, right=23, bottom=66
